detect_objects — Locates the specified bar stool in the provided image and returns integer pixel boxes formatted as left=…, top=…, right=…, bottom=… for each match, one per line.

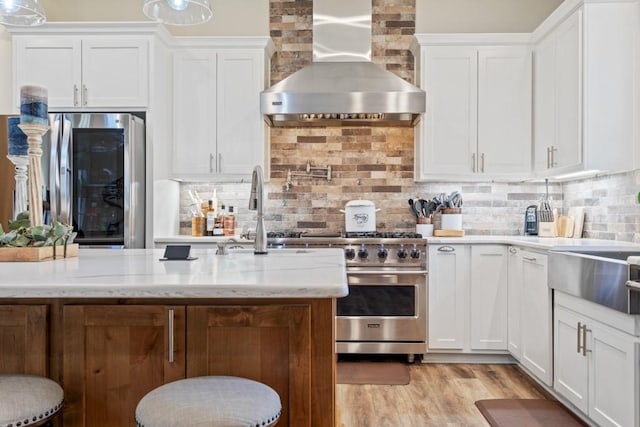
left=0, top=374, right=64, bottom=427
left=135, top=376, right=282, bottom=427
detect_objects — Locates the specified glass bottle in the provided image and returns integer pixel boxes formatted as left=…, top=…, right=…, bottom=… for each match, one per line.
left=224, top=206, right=236, bottom=236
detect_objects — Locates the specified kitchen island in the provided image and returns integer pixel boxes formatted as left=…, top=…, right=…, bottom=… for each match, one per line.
left=0, top=248, right=348, bottom=427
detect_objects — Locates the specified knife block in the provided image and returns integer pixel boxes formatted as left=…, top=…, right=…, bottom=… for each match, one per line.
left=538, top=208, right=558, bottom=237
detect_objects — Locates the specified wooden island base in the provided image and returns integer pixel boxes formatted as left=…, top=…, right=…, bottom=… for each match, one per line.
left=0, top=298, right=336, bottom=427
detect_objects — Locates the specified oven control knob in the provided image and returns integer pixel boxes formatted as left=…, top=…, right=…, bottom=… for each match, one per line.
left=345, top=248, right=356, bottom=260
left=357, top=245, right=369, bottom=259
left=397, top=245, right=408, bottom=259
left=377, top=245, right=388, bottom=260
left=410, top=245, right=422, bottom=259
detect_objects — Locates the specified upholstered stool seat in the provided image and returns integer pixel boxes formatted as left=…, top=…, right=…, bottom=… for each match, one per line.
left=135, top=376, right=281, bottom=427
left=0, top=374, right=64, bottom=427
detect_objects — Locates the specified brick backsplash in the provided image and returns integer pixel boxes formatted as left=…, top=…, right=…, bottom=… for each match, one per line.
left=180, top=174, right=640, bottom=242
left=177, top=0, right=640, bottom=243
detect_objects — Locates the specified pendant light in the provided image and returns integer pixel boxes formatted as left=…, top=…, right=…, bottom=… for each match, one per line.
left=143, top=0, right=212, bottom=26
left=0, top=0, right=46, bottom=26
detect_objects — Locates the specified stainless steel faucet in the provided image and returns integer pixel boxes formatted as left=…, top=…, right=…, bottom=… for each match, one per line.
left=249, top=165, right=267, bottom=254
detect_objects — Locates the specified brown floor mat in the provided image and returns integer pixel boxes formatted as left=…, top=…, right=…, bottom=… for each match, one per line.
left=337, top=361, right=410, bottom=385
left=475, top=399, right=587, bottom=427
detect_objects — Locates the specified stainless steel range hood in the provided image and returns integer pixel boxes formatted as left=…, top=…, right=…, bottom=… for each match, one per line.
left=260, top=0, right=426, bottom=127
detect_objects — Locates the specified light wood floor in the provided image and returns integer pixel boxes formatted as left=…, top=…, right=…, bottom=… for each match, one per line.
left=336, top=362, right=548, bottom=426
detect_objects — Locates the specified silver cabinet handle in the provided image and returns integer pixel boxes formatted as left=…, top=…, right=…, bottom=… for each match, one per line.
left=472, top=153, right=477, bottom=173
left=480, top=153, right=485, bottom=173
left=509, top=247, right=518, bottom=254
left=168, top=308, right=175, bottom=364
left=582, top=323, right=591, bottom=356
left=547, top=146, right=551, bottom=169
left=73, top=85, right=79, bottom=106
left=577, top=321, right=582, bottom=353
left=437, top=246, right=455, bottom=252
left=550, top=146, right=557, bottom=168
left=218, top=153, right=222, bottom=173
left=522, top=256, right=537, bottom=262
left=577, top=322, right=591, bottom=357
left=82, top=84, right=88, bottom=106
left=209, top=153, right=214, bottom=173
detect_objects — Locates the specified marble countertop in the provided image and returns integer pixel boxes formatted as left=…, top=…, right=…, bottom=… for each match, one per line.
left=0, top=248, right=348, bottom=299
left=426, top=235, right=640, bottom=251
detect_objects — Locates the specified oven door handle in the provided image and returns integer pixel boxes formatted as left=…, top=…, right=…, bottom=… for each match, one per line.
left=348, top=270, right=427, bottom=275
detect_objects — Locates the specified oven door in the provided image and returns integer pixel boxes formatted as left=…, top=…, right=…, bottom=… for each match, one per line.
left=336, top=269, right=427, bottom=342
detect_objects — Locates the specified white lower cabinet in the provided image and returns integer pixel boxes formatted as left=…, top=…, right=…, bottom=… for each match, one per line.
left=507, top=248, right=552, bottom=386
left=554, top=294, right=639, bottom=427
left=520, top=251, right=552, bottom=386
left=428, top=244, right=507, bottom=352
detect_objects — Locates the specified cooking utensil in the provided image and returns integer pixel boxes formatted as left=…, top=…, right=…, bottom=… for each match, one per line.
left=539, top=179, right=554, bottom=222
left=408, top=199, right=419, bottom=217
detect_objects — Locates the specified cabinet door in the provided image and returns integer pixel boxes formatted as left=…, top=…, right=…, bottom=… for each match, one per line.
left=589, top=321, right=638, bottom=427
left=533, top=33, right=556, bottom=172
left=469, top=245, right=508, bottom=350
left=63, top=305, right=185, bottom=427
left=0, top=305, right=47, bottom=375
left=418, top=46, right=477, bottom=177
left=521, top=251, right=552, bottom=386
left=216, top=51, right=265, bottom=175
left=554, top=305, right=588, bottom=413
left=172, top=51, right=217, bottom=177
left=81, top=38, right=149, bottom=108
left=428, top=245, right=467, bottom=350
left=14, top=37, right=82, bottom=108
left=187, top=305, right=312, bottom=427
left=478, top=47, right=531, bottom=175
left=507, top=247, right=523, bottom=359
left=553, top=9, right=582, bottom=171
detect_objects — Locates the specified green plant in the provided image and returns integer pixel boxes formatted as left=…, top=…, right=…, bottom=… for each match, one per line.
left=0, top=212, right=76, bottom=248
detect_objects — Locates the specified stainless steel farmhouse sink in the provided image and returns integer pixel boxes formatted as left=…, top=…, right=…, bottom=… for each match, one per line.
left=549, top=248, right=640, bottom=314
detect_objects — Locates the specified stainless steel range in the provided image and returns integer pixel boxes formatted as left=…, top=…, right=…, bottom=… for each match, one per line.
left=267, top=231, right=428, bottom=362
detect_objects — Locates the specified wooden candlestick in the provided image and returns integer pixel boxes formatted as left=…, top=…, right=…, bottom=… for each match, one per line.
left=6, top=155, right=29, bottom=220
left=17, top=123, right=49, bottom=227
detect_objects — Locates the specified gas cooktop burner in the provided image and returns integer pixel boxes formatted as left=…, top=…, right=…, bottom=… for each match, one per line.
left=267, top=231, right=303, bottom=239
left=344, top=231, right=423, bottom=239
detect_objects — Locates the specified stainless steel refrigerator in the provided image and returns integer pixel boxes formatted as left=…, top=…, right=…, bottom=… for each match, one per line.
left=45, top=113, right=145, bottom=248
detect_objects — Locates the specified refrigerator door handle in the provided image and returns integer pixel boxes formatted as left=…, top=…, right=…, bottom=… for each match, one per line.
left=49, top=116, right=61, bottom=223
left=59, top=119, right=72, bottom=225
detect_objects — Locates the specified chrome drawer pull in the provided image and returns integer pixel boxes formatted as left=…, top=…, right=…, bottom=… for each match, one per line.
left=437, top=246, right=455, bottom=252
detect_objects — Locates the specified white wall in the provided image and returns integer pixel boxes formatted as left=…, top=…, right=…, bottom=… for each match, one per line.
left=40, top=0, right=269, bottom=36
left=416, top=0, right=564, bottom=33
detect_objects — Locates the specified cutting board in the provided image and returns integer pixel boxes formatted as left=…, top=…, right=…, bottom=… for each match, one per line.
left=433, top=229, right=465, bottom=237
left=557, top=216, right=575, bottom=237
left=567, top=207, right=585, bottom=238
left=0, top=244, right=79, bottom=262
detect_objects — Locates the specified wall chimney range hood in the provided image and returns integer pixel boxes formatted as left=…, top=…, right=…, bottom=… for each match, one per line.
left=260, top=0, right=426, bottom=127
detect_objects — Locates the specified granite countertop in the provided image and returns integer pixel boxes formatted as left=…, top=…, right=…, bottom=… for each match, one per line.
left=0, top=248, right=348, bottom=299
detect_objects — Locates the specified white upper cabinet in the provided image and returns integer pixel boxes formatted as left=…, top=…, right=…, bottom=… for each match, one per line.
left=532, top=0, right=639, bottom=177
left=11, top=24, right=153, bottom=110
left=413, top=36, right=532, bottom=181
left=171, top=38, right=274, bottom=180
